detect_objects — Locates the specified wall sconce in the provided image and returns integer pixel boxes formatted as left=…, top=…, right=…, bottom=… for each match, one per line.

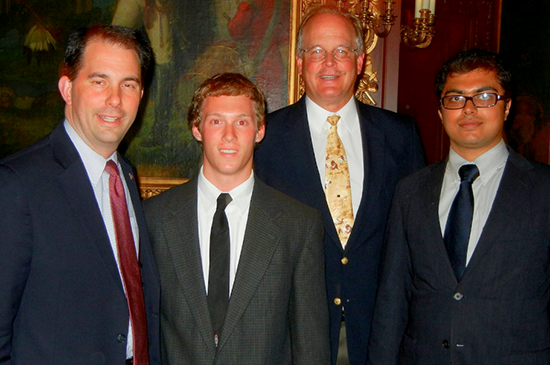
left=336, top=0, right=397, bottom=54
left=401, top=0, right=437, bottom=49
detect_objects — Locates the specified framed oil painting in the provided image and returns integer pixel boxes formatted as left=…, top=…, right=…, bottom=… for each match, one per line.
left=0, top=0, right=314, bottom=196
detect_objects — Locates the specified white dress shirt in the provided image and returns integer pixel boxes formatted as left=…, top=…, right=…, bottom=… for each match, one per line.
left=197, top=167, right=254, bottom=296
left=64, top=120, right=139, bottom=358
left=439, top=140, right=509, bottom=265
left=306, top=96, right=364, bottom=217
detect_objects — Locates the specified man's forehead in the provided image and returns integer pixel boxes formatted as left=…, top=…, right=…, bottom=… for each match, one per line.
left=444, top=69, right=502, bottom=91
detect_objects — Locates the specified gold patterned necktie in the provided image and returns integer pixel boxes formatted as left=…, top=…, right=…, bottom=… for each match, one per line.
left=325, top=115, right=354, bottom=248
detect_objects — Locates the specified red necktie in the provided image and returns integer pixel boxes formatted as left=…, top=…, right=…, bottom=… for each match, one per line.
left=105, top=160, right=149, bottom=365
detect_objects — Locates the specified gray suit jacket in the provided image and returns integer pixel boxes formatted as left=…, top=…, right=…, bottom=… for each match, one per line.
left=367, top=150, right=550, bottom=365
left=143, top=176, right=331, bottom=365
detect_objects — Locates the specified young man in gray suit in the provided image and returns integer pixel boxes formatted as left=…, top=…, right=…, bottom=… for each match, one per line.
left=143, top=73, right=330, bottom=365
left=367, top=49, right=550, bottom=365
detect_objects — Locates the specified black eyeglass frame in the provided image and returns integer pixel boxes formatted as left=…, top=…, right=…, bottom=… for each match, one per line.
left=440, top=93, right=508, bottom=110
left=299, top=46, right=358, bottom=62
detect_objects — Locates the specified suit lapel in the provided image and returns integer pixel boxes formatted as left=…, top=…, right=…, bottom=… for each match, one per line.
left=423, top=160, right=460, bottom=282
left=51, top=124, right=124, bottom=293
left=347, top=102, right=386, bottom=250
left=218, top=180, right=282, bottom=351
left=119, top=155, right=159, bottom=286
left=461, top=152, right=531, bottom=282
left=281, top=99, right=340, bottom=245
left=161, top=179, right=217, bottom=356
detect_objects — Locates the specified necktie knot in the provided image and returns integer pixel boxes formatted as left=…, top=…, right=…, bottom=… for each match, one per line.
left=105, top=160, right=124, bottom=197
left=327, top=115, right=341, bottom=126
left=459, top=164, right=479, bottom=184
left=105, top=160, right=119, bottom=177
left=216, top=193, right=232, bottom=212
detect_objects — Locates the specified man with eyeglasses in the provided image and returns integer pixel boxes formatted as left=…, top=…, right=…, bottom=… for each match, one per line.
left=367, top=48, right=550, bottom=365
left=254, top=5, right=425, bottom=365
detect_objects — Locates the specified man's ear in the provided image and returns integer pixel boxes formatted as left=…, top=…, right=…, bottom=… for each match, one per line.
left=58, top=76, right=72, bottom=105
left=504, top=98, right=512, bottom=120
left=356, top=53, right=365, bottom=75
left=192, top=124, right=203, bottom=142
left=255, top=124, right=266, bottom=143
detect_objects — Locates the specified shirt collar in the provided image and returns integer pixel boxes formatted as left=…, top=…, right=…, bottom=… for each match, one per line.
left=447, top=139, right=509, bottom=184
left=197, top=166, right=255, bottom=213
left=305, top=95, right=356, bottom=134
left=64, top=119, right=118, bottom=187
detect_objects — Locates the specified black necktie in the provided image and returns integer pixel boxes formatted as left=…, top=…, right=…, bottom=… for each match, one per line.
left=444, top=164, right=479, bottom=281
left=208, top=193, right=232, bottom=346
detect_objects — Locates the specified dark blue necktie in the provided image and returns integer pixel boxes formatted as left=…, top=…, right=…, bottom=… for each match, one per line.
left=444, top=164, right=479, bottom=281
left=208, top=193, right=232, bottom=347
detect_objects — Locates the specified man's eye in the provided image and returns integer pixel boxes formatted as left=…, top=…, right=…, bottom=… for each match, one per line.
left=477, top=93, right=492, bottom=101
left=449, top=96, right=463, bottom=102
left=312, top=48, right=323, bottom=54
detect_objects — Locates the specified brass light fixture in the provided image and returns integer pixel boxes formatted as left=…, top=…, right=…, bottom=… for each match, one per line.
left=401, top=0, right=437, bottom=49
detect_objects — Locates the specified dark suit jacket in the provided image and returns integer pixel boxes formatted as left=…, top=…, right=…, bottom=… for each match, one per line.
left=0, top=123, right=160, bottom=365
left=254, top=97, right=425, bottom=364
left=143, top=176, right=331, bottom=365
left=367, top=150, right=550, bottom=365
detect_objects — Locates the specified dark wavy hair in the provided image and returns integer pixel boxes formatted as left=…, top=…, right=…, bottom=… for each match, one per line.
left=61, top=25, right=152, bottom=82
left=435, top=48, right=512, bottom=104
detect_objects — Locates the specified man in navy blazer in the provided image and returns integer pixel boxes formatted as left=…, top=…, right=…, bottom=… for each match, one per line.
left=0, top=26, right=160, bottom=364
left=367, top=49, right=550, bottom=365
left=254, top=6, right=425, bottom=364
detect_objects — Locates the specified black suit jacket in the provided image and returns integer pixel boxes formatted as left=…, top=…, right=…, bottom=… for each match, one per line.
left=254, top=97, right=425, bottom=364
left=143, top=177, right=331, bottom=365
left=0, top=123, right=160, bottom=365
left=368, top=150, right=550, bottom=365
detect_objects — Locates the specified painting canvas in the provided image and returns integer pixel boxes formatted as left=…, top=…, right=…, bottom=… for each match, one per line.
left=0, top=0, right=292, bottom=179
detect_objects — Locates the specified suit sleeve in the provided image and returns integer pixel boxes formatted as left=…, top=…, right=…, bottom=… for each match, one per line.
left=367, top=182, right=413, bottom=365
left=0, top=165, right=33, bottom=363
left=290, top=211, right=331, bottom=364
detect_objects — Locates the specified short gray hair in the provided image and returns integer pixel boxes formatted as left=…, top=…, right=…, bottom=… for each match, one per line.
left=296, top=5, right=364, bottom=58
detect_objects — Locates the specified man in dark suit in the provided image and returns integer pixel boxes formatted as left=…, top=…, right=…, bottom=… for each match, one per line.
left=0, top=26, right=160, bottom=365
left=367, top=49, right=550, bottom=365
left=254, top=6, right=425, bottom=364
left=143, top=73, right=330, bottom=365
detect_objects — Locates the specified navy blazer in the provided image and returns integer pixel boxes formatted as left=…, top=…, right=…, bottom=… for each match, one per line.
left=0, top=123, right=160, bottom=365
left=368, top=150, right=550, bottom=365
left=254, top=97, right=425, bottom=364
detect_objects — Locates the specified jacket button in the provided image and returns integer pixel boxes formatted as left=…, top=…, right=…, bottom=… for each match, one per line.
left=341, top=257, right=349, bottom=265
left=453, top=292, right=464, bottom=301
left=116, top=334, right=127, bottom=343
left=442, top=340, right=450, bottom=348
left=334, top=298, right=342, bottom=305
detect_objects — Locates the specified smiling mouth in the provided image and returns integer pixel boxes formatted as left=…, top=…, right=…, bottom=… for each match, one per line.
left=320, top=75, right=339, bottom=80
left=98, top=115, right=121, bottom=123
left=220, top=149, right=237, bottom=154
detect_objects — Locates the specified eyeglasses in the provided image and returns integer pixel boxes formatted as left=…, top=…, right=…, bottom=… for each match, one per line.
left=300, top=46, right=357, bottom=62
left=440, top=92, right=507, bottom=110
